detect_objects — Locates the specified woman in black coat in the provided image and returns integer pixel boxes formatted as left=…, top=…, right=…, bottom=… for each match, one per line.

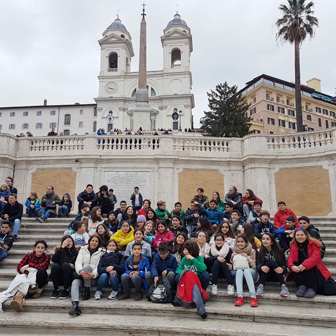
left=50, top=235, right=78, bottom=299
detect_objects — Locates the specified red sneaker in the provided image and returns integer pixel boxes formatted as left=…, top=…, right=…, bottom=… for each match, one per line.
left=250, top=298, right=258, bottom=307
left=234, top=297, right=244, bottom=306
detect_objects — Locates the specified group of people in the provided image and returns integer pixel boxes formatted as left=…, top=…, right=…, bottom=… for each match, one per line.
left=1, top=183, right=336, bottom=319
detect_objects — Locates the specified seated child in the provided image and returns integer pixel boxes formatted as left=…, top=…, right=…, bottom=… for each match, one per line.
left=209, top=222, right=236, bottom=250
left=152, top=220, right=174, bottom=252
left=104, top=211, right=118, bottom=233
left=167, top=233, right=187, bottom=265
left=256, top=233, right=288, bottom=297
left=87, top=206, right=104, bottom=236
left=58, top=193, right=72, bottom=218
left=125, top=228, right=152, bottom=260
left=172, top=202, right=185, bottom=223
left=155, top=201, right=171, bottom=221
left=71, top=221, right=90, bottom=247
left=95, top=224, right=112, bottom=248
left=144, top=221, right=155, bottom=245
left=111, top=221, right=134, bottom=252
left=196, top=217, right=215, bottom=241
left=254, top=210, right=276, bottom=240
left=25, top=192, right=41, bottom=218
left=0, top=221, right=15, bottom=262
left=276, top=215, right=300, bottom=251
left=119, top=242, right=150, bottom=301
left=247, top=201, right=262, bottom=225
left=136, top=215, right=146, bottom=230
left=205, top=200, right=224, bottom=228
left=95, top=239, right=124, bottom=300
left=146, top=242, right=178, bottom=289
left=170, top=215, right=188, bottom=237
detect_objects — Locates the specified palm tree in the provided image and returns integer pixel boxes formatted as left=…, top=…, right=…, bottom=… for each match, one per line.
left=276, top=0, right=318, bottom=132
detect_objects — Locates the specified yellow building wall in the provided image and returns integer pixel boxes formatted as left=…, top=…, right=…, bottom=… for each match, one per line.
left=275, top=167, right=332, bottom=216
left=31, top=168, right=77, bottom=210
left=178, top=169, right=224, bottom=211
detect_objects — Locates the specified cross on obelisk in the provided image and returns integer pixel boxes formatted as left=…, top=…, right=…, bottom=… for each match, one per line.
left=176, top=3, right=179, bottom=13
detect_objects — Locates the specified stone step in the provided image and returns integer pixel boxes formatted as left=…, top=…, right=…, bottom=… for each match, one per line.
left=18, top=228, right=67, bottom=234
left=19, top=223, right=71, bottom=229
left=1, top=312, right=334, bottom=336
left=2, top=297, right=336, bottom=329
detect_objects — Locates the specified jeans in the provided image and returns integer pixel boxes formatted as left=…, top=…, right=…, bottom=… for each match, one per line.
left=50, top=262, right=75, bottom=290
left=211, top=259, right=233, bottom=285
left=58, top=206, right=70, bottom=216
left=243, top=204, right=251, bottom=217
left=71, top=265, right=98, bottom=302
left=0, top=249, right=8, bottom=262
left=186, top=224, right=197, bottom=236
left=27, top=207, right=41, bottom=217
left=175, top=271, right=210, bottom=291
left=10, top=219, right=21, bottom=236
left=36, top=269, right=49, bottom=289
left=259, top=261, right=285, bottom=286
left=121, top=273, right=143, bottom=294
left=42, top=210, right=52, bottom=219
left=145, top=271, right=175, bottom=288
left=0, top=202, right=6, bottom=211
left=97, top=272, right=120, bottom=292
left=235, top=268, right=258, bottom=298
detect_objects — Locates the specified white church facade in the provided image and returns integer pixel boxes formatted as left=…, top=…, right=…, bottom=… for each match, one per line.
left=0, top=13, right=194, bottom=136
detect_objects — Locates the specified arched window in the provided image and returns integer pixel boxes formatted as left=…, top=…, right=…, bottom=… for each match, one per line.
left=64, top=114, right=71, bottom=125
left=171, top=48, right=181, bottom=68
left=93, top=121, right=97, bottom=133
left=109, top=52, right=118, bottom=71
left=132, top=89, right=137, bottom=97
left=132, top=86, right=156, bottom=97
left=151, top=88, right=156, bottom=97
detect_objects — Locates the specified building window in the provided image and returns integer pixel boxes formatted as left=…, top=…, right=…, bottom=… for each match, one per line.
left=267, top=104, right=274, bottom=111
left=108, top=52, right=118, bottom=70
left=22, top=123, right=29, bottom=129
left=267, top=118, right=275, bottom=125
left=332, top=122, right=336, bottom=127
left=316, top=107, right=321, bottom=113
left=288, top=122, right=296, bottom=130
left=270, top=131, right=274, bottom=134
left=253, top=130, right=261, bottom=134
left=9, top=124, right=15, bottom=130
left=23, top=111, right=28, bottom=116
left=323, top=109, right=328, bottom=115
left=318, top=118, right=322, bottom=127
left=171, top=48, right=181, bottom=68
left=308, top=127, right=314, bottom=131
left=79, top=122, right=83, bottom=128
left=278, top=107, right=285, bottom=114
left=288, top=109, right=295, bottom=117
left=10, top=112, right=15, bottom=117
left=50, top=110, right=56, bottom=116
left=49, top=122, right=56, bottom=128
left=64, top=114, right=71, bottom=125
left=94, top=108, right=97, bottom=117
left=64, top=130, right=70, bottom=136
left=279, top=119, right=286, bottom=127
left=326, top=120, right=329, bottom=129
left=80, top=110, right=83, bottom=115
left=330, top=111, right=335, bottom=117
left=172, top=121, right=178, bottom=130
left=250, top=107, right=256, bottom=116
left=93, top=121, right=97, bottom=133
left=151, top=88, right=156, bottom=97
left=307, top=114, right=312, bottom=121
left=36, top=111, right=42, bottom=116
left=36, top=123, right=43, bottom=129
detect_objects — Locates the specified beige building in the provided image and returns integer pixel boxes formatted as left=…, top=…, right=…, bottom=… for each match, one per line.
left=240, top=74, right=336, bottom=134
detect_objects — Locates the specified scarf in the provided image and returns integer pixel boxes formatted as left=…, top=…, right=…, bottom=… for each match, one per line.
left=233, top=242, right=253, bottom=255
left=210, top=242, right=230, bottom=259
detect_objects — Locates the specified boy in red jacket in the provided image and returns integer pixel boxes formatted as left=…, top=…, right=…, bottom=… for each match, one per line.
left=273, top=201, right=298, bottom=229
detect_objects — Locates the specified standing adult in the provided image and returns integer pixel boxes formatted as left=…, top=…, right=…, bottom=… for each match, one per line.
left=130, top=187, right=143, bottom=212
left=48, top=128, right=58, bottom=136
left=5, top=177, right=17, bottom=196
left=37, top=186, right=61, bottom=223
left=1, top=194, right=23, bottom=239
left=108, top=189, right=117, bottom=210
left=225, top=186, right=243, bottom=216
left=77, top=184, right=97, bottom=213
left=96, top=185, right=113, bottom=216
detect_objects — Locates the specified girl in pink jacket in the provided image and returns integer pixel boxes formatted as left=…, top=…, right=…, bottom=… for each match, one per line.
left=152, top=220, right=174, bottom=252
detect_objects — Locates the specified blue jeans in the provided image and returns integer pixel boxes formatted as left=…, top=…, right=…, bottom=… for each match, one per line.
left=235, top=268, right=258, bottom=299
left=0, top=249, right=8, bottom=262
left=243, top=204, right=251, bottom=217
left=97, top=272, right=119, bottom=292
left=175, top=271, right=210, bottom=291
left=186, top=224, right=197, bottom=236
left=11, top=219, right=21, bottom=236
left=27, top=207, right=41, bottom=217
left=58, top=206, right=70, bottom=216
left=42, top=210, right=55, bottom=219
left=0, top=202, right=6, bottom=211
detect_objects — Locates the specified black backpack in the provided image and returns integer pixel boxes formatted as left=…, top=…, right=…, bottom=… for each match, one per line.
left=148, top=277, right=172, bottom=303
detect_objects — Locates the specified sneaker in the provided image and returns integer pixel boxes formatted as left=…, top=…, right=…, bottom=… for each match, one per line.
left=227, top=284, right=235, bottom=296
left=50, top=290, right=59, bottom=299
left=234, top=297, right=244, bottom=306
left=59, top=289, right=70, bottom=300
left=30, top=284, right=37, bottom=291
left=108, top=290, right=118, bottom=300
left=296, top=285, right=307, bottom=297
left=211, top=284, right=218, bottom=295
left=304, top=288, right=316, bottom=298
left=280, top=285, right=289, bottom=297
left=256, top=284, right=264, bottom=297
left=36, top=217, right=44, bottom=223
left=250, top=298, right=258, bottom=307
left=94, top=291, right=102, bottom=300
left=134, top=292, right=143, bottom=301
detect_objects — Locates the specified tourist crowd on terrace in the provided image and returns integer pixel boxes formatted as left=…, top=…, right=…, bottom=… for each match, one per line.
left=0, top=179, right=335, bottom=318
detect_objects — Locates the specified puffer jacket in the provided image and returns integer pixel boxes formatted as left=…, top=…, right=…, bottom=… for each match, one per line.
left=0, top=189, right=11, bottom=201
left=111, top=226, right=135, bottom=247
left=75, top=245, right=105, bottom=278
left=205, top=208, right=224, bottom=225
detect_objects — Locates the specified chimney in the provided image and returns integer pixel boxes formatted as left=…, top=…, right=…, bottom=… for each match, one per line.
left=306, top=78, right=321, bottom=92
left=44, top=99, right=47, bottom=106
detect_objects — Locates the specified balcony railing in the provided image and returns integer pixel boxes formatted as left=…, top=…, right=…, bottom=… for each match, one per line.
left=266, top=96, right=274, bottom=102
left=287, top=102, right=294, bottom=107
left=306, top=107, right=313, bottom=112
left=108, top=68, right=118, bottom=72
left=277, top=98, right=284, bottom=104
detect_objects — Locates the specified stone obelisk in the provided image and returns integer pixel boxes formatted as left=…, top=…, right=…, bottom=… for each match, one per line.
left=132, top=3, right=152, bottom=131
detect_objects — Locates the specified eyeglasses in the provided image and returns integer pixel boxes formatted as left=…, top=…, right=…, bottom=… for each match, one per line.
left=295, top=227, right=305, bottom=231
left=159, top=252, right=169, bottom=256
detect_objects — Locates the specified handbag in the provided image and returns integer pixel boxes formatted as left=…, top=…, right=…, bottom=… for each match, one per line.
left=233, top=254, right=249, bottom=270
left=46, top=201, right=56, bottom=209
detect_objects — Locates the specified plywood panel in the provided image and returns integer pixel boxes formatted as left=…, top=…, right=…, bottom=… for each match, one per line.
left=178, top=169, right=224, bottom=211
left=275, top=167, right=331, bottom=216
left=31, top=168, right=76, bottom=210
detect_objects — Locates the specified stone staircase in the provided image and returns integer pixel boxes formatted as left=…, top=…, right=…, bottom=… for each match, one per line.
left=1, top=216, right=336, bottom=336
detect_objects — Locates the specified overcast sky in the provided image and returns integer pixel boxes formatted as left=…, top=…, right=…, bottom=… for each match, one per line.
left=0, top=0, right=335, bottom=127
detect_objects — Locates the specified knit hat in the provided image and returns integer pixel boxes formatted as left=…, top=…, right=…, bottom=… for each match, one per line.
left=137, top=215, right=146, bottom=222
left=108, top=210, right=117, bottom=217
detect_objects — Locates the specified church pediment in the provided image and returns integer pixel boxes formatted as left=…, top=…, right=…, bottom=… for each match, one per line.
left=99, top=33, right=131, bottom=44
left=162, top=30, right=189, bottom=39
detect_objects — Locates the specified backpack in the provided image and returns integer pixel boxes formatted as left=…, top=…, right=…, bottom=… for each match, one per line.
left=148, top=277, right=172, bottom=303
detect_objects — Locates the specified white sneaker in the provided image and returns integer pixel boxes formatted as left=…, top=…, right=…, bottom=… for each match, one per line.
left=227, top=284, right=235, bottom=296
left=211, top=284, right=218, bottom=295
left=108, top=290, right=118, bottom=300
left=94, top=291, right=102, bottom=300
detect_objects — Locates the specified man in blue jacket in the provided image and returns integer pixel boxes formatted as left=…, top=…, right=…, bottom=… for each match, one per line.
left=185, top=201, right=205, bottom=236
left=205, top=200, right=224, bottom=228
left=145, top=242, right=178, bottom=288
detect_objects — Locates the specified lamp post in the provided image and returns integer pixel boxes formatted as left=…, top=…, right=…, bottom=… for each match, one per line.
left=178, top=109, right=182, bottom=131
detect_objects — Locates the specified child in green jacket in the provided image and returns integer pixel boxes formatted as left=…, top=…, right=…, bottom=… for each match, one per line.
left=155, top=201, right=171, bottom=221
left=175, top=240, right=210, bottom=290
